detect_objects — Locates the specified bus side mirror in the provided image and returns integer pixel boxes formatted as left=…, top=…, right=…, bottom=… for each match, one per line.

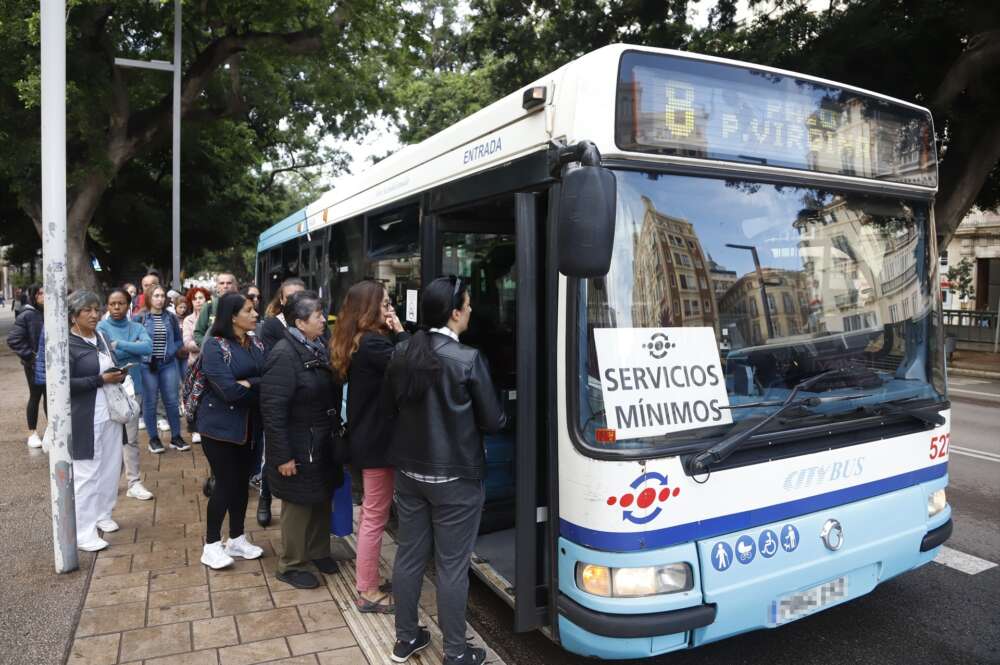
left=557, top=164, right=617, bottom=277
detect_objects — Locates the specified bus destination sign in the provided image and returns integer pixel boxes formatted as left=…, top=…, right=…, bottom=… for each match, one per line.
left=615, top=52, right=937, bottom=187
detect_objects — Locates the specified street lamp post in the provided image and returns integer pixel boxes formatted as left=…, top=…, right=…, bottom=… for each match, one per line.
left=727, top=243, right=776, bottom=340
left=114, top=0, right=182, bottom=290
left=41, top=0, right=78, bottom=573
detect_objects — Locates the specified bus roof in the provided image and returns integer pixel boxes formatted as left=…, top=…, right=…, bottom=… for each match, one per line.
left=258, top=44, right=935, bottom=252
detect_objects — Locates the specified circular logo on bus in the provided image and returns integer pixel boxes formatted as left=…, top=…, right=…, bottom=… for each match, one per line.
left=606, top=472, right=680, bottom=525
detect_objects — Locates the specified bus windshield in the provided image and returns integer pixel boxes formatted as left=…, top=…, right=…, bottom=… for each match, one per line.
left=575, top=170, right=946, bottom=454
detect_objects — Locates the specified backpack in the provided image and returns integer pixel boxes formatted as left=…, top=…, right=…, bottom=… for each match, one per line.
left=181, top=337, right=232, bottom=425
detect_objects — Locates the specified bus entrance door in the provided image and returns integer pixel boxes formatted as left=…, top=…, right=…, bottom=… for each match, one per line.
left=433, top=192, right=549, bottom=632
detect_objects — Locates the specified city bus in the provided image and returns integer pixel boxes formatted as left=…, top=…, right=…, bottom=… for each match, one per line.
left=256, top=44, right=951, bottom=659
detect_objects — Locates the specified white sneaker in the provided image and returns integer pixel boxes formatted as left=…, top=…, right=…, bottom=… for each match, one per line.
left=126, top=483, right=154, bottom=501
left=97, top=519, right=120, bottom=533
left=191, top=432, right=201, bottom=444
left=201, top=541, right=234, bottom=569
left=27, top=432, right=42, bottom=449
left=224, top=534, right=263, bottom=560
left=41, top=428, right=52, bottom=453
left=138, top=420, right=146, bottom=430
left=157, top=419, right=170, bottom=432
left=79, top=537, right=108, bottom=552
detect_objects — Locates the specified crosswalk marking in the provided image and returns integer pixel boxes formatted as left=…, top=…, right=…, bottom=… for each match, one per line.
left=934, top=546, right=998, bottom=575
left=950, top=445, right=1000, bottom=463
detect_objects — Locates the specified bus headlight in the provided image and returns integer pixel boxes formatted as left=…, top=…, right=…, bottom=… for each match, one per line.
left=576, top=563, right=693, bottom=597
left=927, top=489, right=947, bottom=517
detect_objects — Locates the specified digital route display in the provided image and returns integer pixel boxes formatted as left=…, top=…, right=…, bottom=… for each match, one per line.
left=615, top=51, right=937, bottom=187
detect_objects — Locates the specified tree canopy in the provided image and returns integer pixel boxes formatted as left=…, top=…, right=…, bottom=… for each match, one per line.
left=0, top=0, right=413, bottom=287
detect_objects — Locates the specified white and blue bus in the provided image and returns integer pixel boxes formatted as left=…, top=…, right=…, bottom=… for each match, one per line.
left=257, top=44, right=950, bottom=660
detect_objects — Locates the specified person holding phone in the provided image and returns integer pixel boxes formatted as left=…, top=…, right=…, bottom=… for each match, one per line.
left=330, top=280, right=409, bottom=613
left=68, top=290, right=129, bottom=552
left=98, top=288, right=155, bottom=501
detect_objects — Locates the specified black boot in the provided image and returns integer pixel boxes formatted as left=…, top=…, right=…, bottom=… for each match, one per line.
left=257, top=495, right=272, bottom=527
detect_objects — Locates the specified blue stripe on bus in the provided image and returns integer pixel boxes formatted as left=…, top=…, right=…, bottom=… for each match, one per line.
left=559, top=462, right=948, bottom=552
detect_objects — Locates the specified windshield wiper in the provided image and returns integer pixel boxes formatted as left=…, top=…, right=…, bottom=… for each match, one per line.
left=858, top=397, right=946, bottom=427
left=687, top=368, right=882, bottom=474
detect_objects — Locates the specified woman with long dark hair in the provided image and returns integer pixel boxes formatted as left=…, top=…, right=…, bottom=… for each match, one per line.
left=197, top=292, right=266, bottom=569
left=330, top=280, right=407, bottom=613
left=6, top=284, right=46, bottom=448
left=382, top=277, right=505, bottom=665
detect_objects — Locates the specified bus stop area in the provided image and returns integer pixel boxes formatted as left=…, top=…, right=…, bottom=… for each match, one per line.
left=0, top=309, right=505, bottom=665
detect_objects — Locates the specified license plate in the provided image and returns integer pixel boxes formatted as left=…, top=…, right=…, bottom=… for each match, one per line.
left=771, top=576, right=848, bottom=625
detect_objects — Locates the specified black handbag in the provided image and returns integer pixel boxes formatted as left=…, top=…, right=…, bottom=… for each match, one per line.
left=327, top=408, right=350, bottom=465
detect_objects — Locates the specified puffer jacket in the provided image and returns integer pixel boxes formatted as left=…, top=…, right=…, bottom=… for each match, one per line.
left=7, top=305, right=44, bottom=369
left=261, top=330, right=343, bottom=505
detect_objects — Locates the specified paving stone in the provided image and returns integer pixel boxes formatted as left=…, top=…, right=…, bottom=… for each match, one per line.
left=150, top=564, right=208, bottom=591
left=150, top=584, right=210, bottom=608
left=97, top=541, right=153, bottom=557
left=66, top=633, right=121, bottom=665
left=212, top=587, right=274, bottom=616
left=269, top=656, right=318, bottom=665
left=84, top=585, right=148, bottom=609
left=218, top=637, right=290, bottom=665
left=137, top=524, right=186, bottom=542
left=76, top=602, right=147, bottom=636
left=92, top=555, right=132, bottom=578
left=88, top=571, right=149, bottom=593
left=209, top=559, right=263, bottom=576
left=297, top=601, right=346, bottom=632
left=236, top=607, right=305, bottom=642
left=148, top=600, right=213, bottom=625
left=286, top=628, right=356, bottom=656
left=272, top=586, right=332, bottom=607
left=119, top=621, right=192, bottom=662
left=145, top=649, right=219, bottom=665
left=102, top=527, right=137, bottom=544
left=316, top=646, right=369, bottom=665
left=132, top=548, right=188, bottom=572
left=192, top=616, right=240, bottom=650
left=210, top=571, right=267, bottom=592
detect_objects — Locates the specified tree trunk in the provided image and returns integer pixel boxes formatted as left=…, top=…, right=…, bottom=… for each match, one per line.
left=66, top=208, right=101, bottom=292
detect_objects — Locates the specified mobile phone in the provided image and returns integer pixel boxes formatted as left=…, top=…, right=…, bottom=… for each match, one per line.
left=114, top=362, right=137, bottom=373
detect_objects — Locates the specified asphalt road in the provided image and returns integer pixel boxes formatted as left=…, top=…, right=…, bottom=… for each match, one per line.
left=467, top=389, right=1000, bottom=665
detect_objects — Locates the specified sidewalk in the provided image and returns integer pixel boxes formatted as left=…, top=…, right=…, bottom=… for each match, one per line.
left=0, top=309, right=505, bottom=665
left=949, top=349, right=1000, bottom=379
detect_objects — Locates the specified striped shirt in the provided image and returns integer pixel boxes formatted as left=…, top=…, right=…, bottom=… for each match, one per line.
left=401, top=327, right=461, bottom=485
left=150, top=313, right=167, bottom=359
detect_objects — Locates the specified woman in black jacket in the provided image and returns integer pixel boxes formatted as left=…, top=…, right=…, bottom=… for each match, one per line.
left=382, top=277, right=505, bottom=665
left=261, top=291, right=343, bottom=589
left=330, top=280, right=408, bottom=613
left=6, top=284, right=46, bottom=448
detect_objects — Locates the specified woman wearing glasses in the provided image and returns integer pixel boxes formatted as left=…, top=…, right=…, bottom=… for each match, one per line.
left=330, top=280, right=408, bottom=613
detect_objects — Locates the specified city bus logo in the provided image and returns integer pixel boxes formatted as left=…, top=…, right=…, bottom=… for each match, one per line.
left=606, top=471, right=680, bottom=525
left=642, top=332, right=675, bottom=360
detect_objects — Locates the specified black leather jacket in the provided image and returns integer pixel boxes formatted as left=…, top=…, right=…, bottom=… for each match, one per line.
left=384, top=332, right=506, bottom=479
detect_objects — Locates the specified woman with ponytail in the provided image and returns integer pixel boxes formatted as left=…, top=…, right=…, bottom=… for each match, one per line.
left=330, top=280, right=408, bottom=613
left=382, top=276, right=505, bottom=665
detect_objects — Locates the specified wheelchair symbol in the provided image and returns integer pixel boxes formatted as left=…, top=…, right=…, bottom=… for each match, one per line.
left=759, top=529, right=778, bottom=558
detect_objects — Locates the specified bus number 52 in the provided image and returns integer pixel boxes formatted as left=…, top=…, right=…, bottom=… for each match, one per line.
left=929, top=434, right=950, bottom=460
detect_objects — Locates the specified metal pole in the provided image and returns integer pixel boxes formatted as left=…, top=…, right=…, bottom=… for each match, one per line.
left=171, top=0, right=181, bottom=290
left=41, top=0, right=78, bottom=573
left=728, top=244, right=775, bottom=339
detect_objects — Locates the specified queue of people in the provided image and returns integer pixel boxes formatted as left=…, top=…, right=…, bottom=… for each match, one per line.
left=10, top=271, right=501, bottom=665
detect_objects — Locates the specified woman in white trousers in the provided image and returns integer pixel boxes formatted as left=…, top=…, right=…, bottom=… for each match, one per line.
left=68, top=291, right=128, bottom=552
